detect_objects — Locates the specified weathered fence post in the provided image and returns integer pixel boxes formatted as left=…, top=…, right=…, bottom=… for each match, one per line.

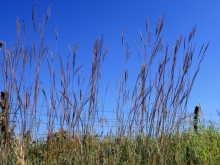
left=194, top=106, right=200, bottom=133
left=0, top=91, right=10, bottom=161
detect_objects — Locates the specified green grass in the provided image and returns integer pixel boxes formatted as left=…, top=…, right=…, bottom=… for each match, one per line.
left=1, top=124, right=220, bottom=164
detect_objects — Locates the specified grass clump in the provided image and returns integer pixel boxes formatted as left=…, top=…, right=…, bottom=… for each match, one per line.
left=0, top=3, right=216, bottom=165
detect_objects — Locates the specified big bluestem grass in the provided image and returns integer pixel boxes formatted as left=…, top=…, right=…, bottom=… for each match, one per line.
left=0, top=4, right=216, bottom=165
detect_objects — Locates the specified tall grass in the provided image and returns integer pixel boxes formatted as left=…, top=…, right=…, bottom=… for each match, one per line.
left=0, top=4, right=216, bottom=165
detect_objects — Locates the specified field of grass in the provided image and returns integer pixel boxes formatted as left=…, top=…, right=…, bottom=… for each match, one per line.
left=0, top=4, right=217, bottom=165
left=0, top=124, right=220, bottom=164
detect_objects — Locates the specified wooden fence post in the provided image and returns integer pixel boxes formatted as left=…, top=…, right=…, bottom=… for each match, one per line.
left=0, top=91, right=10, bottom=161
left=194, top=106, right=200, bottom=133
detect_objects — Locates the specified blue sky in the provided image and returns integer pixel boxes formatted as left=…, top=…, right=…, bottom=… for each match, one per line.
left=0, top=1, right=220, bottom=134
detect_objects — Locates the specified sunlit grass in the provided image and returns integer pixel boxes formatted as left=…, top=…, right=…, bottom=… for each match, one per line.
left=0, top=3, right=213, bottom=165
left=8, top=124, right=219, bottom=164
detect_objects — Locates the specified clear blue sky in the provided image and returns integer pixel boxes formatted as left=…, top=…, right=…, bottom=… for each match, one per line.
left=0, top=0, right=220, bottom=133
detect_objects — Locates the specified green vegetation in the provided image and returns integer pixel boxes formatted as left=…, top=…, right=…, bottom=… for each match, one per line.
left=1, top=126, right=220, bottom=164
left=0, top=4, right=216, bottom=165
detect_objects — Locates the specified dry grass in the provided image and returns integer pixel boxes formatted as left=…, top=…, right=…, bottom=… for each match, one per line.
left=14, top=137, right=27, bottom=165
left=0, top=4, right=213, bottom=165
